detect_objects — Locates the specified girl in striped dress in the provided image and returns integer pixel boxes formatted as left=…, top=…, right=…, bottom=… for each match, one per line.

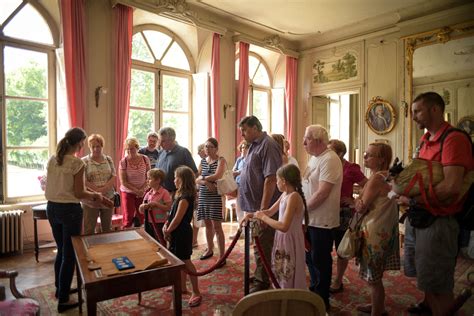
left=196, top=137, right=227, bottom=265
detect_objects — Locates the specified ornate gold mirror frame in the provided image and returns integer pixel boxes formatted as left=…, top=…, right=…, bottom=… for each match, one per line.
left=403, top=21, right=474, bottom=159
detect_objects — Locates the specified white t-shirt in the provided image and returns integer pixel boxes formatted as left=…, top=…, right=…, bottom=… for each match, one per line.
left=45, top=155, right=85, bottom=203
left=302, top=149, right=342, bottom=229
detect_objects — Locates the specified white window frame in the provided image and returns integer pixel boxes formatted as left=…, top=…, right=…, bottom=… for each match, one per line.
left=0, top=1, right=58, bottom=203
left=237, top=52, right=278, bottom=133
left=130, top=25, right=194, bottom=149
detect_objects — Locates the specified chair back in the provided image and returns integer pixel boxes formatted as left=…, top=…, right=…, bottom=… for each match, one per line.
left=232, top=289, right=326, bottom=316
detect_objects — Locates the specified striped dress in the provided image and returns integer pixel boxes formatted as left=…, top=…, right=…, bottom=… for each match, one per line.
left=197, top=158, right=223, bottom=221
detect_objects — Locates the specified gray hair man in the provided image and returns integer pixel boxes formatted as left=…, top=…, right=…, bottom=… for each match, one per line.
left=302, top=124, right=342, bottom=311
left=155, top=127, right=197, bottom=193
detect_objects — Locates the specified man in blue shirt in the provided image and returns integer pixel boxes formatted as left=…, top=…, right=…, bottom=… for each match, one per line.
left=156, top=127, right=197, bottom=193
left=238, top=116, right=282, bottom=293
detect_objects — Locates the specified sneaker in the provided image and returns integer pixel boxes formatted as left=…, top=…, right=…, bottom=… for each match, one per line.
left=329, top=283, right=343, bottom=293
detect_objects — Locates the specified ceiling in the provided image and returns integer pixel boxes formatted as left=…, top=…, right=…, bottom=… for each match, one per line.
left=189, top=0, right=470, bottom=47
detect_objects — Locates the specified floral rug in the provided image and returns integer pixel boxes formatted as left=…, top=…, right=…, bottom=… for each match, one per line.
left=24, top=241, right=474, bottom=315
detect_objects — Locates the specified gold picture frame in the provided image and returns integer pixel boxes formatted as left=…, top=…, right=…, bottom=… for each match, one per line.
left=365, top=96, right=396, bottom=135
left=457, top=115, right=474, bottom=140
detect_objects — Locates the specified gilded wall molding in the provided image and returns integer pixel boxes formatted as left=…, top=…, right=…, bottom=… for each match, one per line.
left=112, top=0, right=227, bottom=35
left=403, top=20, right=474, bottom=159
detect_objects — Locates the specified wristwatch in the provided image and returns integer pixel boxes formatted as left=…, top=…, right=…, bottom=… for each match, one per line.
left=409, top=198, right=417, bottom=208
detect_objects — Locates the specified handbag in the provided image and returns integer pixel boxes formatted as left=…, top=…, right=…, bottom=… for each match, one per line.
left=216, top=170, right=238, bottom=195
left=113, top=192, right=121, bottom=208
left=337, top=213, right=365, bottom=259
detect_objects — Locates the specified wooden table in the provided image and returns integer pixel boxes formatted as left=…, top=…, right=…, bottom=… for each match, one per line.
left=32, top=204, right=56, bottom=262
left=72, top=229, right=184, bottom=315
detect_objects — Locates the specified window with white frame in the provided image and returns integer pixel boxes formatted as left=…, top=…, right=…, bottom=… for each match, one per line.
left=130, top=27, right=192, bottom=149
left=235, top=53, right=284, bottom=133
left=329, top=93, right=351, bottom=160
left=1, top=1, right=57, bottom=202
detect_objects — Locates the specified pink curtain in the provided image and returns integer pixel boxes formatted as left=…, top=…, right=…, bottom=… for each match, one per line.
left=113, top=4, right=133, bottom=170
left=285, top=56, right=297, bottom=155
left=236, top=42, right=249, bottom=153
left=60, top=0, right=86, bottom=128
left=210, top=33, right=221, bottom=140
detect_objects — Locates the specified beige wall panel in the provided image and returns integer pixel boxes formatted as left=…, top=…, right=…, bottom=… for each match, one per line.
left=366, top=40, right=400, bottom=161
left=85, top=0, right=113, bottom=154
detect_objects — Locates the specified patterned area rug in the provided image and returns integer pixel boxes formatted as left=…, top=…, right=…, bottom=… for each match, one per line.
left=24, top=240, right=474, bottom=315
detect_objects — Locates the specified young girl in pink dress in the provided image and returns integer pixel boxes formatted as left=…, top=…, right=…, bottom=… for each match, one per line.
left=139, top=168, right=172, bottom=244
left=247, top=163, right=308, bottom=289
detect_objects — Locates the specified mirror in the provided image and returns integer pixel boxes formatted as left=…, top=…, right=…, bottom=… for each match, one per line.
left=404, top=21, right=474, bottom=158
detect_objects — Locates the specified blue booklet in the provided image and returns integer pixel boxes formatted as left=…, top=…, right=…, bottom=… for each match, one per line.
left=112, top=256, right=135, bottom=271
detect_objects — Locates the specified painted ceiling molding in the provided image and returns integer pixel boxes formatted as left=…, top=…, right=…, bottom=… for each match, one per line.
left=233, top=34, right=299, bottom=58
left=111, top=0, right=227, bottom=35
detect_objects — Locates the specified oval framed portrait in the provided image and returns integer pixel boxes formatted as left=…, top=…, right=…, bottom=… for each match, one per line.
left=457, top=115, right=474, bottom=140
left=365, top=96, right=396, bottom=135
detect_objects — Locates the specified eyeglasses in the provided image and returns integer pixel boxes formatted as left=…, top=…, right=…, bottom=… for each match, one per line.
left=363, top=152, right=378, bottom=159
left=205, top=145, right=216, bottom=149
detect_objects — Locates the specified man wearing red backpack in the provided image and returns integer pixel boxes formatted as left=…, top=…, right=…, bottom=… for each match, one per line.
left=398, top=92, right=473, bottom=316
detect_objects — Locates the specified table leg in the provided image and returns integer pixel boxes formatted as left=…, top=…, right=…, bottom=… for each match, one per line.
left=244, top=224, right=250, bottom=295
left=173, top=275, right=182, bottom=316
left=76, top=263, right=83, bottom=313
left=87, top=300, right=97, bottom=316
left=34, top=218, right=39, bottom=262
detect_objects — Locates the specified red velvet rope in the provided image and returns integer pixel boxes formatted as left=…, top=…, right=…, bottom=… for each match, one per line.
left=184, top=228, right=242, bottom=277
left=254, top=235, right=281, bottom=289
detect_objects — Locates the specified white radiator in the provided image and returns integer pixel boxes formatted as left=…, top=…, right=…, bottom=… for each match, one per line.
left=0, top=210, right=24, bottom=254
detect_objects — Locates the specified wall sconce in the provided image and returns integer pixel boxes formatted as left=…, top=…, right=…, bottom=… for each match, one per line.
left=223, top=103, right=234, bottom=119
left=95, top=86, right=108, bottom=108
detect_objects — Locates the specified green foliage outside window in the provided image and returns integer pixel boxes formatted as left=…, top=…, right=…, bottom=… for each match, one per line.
left=5, top=60, right=48, bottom=169
left=128, top=110, right=154, bottom=146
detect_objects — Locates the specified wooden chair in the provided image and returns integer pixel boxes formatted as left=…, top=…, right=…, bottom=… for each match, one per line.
left=0, top=270, right=40, bottom=315
left=232, top=289, right=326, bottom=316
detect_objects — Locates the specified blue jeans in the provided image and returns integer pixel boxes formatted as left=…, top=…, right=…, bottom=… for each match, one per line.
left=47, top=202, right=83, bottom=303
left=306, top=226, right=333, bottom=307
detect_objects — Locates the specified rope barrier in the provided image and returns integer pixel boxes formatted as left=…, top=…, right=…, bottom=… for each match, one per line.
left=181, top=219, right=281, bottom=291
left=253, top=235, right=281, bottom=289
left=184, top=228, right=242, bottom=276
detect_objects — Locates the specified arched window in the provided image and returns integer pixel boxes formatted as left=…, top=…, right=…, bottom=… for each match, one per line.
left=130, top=26, right=193, bottom=149
left=236, top=53, right=283, bottom=133
left=1, top=0, right=58, bottom=202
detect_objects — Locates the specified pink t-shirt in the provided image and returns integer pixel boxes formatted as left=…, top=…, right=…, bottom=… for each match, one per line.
left=143, top=186, right=172, bottom=223
left=419, top=122, right=472, bottom=215
left=340, top=160, right=366, bottom=201
left=119, top=155, right=150, bottom=193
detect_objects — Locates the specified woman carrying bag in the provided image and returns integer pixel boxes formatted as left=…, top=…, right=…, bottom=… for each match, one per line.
left=352, top=143, right=400, bottom=315
left=196, top=137, right=227, bottom=265
left=82, top=134, right=117, bottom=234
